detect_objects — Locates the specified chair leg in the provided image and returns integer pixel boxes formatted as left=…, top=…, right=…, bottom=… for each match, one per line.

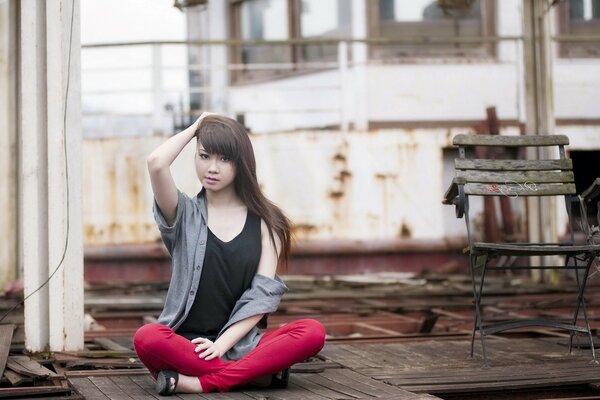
left=470, top=253, right=489, bottom=366
left=569, top=255, right=597, bottom=363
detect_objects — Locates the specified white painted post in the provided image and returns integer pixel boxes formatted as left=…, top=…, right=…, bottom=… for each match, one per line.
left=152, top=44, right=165, bottom=135
left=522, top=0, right=558, bottom=280
left=0, top=0, right=18, bottom=293
left=208, top=0, right=229, bottom=114
left=351, top=0, right=368, bottom=131
left=19, top=0, right=83, bottom=352
left=20, top=0, right=50, bottom=353
left=338, top=41, right=349, bottom=134
left=46, top=0, right=84, bottom=351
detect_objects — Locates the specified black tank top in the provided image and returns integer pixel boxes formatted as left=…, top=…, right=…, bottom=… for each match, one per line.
left=176, top=212, right=262, bottom=341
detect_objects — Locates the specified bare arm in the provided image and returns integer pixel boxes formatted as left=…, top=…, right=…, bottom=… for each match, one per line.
left=193, top=220, right=282, bottom=360
left=147, top=114, right=208, bottom=225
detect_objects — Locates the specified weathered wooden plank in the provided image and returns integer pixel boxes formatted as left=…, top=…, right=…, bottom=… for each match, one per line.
left=52, top=362, right=71, bottom=389
left=94, top=338, right=132, bottom=352
left=175, top=393, right=205, bottom=400
left=321, top=368, right=437, bottom=399
left=0, top=386, right=72, bottom=398
left=293, top=361, right=342, bottom=373
left=200, top=392, right=255, bottom=400
left=70, top=378, right=110, bottom=399
left=472, top=242, right=599, bottom=256
left=464, top=182, right=576, bottom=196
left=89, top=376, right=135, bottom=400
left=398, top=373, right=600, bottom=394
left=6, top=355, right=61, bottom=380
left=291, top=373, right=354, bottom=399
left=61, top=349, right=137, bottom=358
left=455, top=158, right=572, bottom=171
left=2, top=369, right=31, bottom=386
left=456, top=170, right=574, bottom=184
left=377, top=362, right=598, bottom=383
left=110, top=336, right=135, bottom=350
left=0, top=325, right=14, bottom=379
left=302, top=373, right=371, bottom=399
left=66, top=369, right=148, bottom=377
left=110, top=376, right=159, bottom=400
left=261, top=381, right=332, bottom=400
left=65, top=358, right=144, bottom=369
left=127, top=375, right=163, bottom=399
left=453, top=134, right=569, bottom=146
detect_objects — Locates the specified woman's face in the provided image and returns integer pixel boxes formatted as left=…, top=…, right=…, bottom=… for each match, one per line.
left=195, top=146, right=236, bottom=192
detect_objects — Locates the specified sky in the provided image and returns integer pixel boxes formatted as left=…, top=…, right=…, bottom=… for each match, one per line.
left=80, top=0, right=188, bottom=136
left=81, top=0, right=186, bottom=44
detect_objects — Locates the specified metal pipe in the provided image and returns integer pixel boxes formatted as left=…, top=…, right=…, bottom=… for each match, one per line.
left=84, top=237, right=468, bottom=260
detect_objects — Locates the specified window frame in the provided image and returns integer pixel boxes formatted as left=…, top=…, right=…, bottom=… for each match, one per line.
left=368, top=0, right=497, bottom=60
left=229, top=0, right=497, bottom=85
left=230, top=0, right=354, bottom=84
left=557, top=0, right=600, bottom=58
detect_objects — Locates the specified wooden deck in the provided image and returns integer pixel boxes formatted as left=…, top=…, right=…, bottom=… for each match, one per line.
left=69, top=368, right=432, bottom=400
left=59, top=337, right=600, bottom=399
left=4, top=277, right=600, bottom=398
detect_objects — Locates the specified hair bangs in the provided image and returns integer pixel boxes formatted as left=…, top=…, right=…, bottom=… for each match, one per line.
left=197, top=120, right=239, bottom=161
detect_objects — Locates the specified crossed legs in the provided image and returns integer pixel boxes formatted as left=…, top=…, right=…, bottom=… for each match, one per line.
left=133, top=319, right=326, bottom=393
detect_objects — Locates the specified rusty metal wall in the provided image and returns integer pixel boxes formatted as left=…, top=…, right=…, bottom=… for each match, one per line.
left=82, top=126, right=592, bottom=247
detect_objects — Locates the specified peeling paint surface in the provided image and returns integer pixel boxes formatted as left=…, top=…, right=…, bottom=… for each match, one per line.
left=82, top=129, right=460, bottom=245
left=82, top=127, right=600, bottom=246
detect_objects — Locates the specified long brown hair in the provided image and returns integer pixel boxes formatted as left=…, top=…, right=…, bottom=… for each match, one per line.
left=195, top=115, right=291, bottom=266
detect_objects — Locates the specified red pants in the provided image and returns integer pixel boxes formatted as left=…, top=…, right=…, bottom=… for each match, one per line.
left=133, top=319, right=326, bottom=393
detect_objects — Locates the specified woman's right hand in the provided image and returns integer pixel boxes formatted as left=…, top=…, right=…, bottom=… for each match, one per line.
left=191, top=337, right=226, bottom=361
left=194, top=111, right=217, bottom=129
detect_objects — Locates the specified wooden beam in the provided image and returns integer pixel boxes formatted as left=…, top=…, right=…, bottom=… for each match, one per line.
left=0, top=325, right=14, bottom=379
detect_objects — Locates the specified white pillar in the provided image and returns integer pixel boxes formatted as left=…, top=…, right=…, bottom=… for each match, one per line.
left=20, top=0, right=50, bottom=352
left=351, top=0, right=368, bottom=131
left=522, top=0, right=558, bottom=279
left=0, top=0, right=18, bottom=293
left=19, top=0, right=83, bottom=352
left=208, top=0, right=229, bottom=114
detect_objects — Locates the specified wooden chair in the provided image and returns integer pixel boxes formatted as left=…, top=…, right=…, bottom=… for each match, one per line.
left=443, top=134, right=600, bottom=366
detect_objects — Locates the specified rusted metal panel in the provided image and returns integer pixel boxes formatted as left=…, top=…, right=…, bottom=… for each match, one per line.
left=83, top=129, right=469, bottom=246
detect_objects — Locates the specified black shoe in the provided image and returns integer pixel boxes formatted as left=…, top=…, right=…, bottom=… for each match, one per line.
left=156, top=370, right=179, bottom=396
left=270, top=367, right=290, bottom=389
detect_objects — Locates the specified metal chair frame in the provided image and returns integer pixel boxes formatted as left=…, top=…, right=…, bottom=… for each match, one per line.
left=444, top=134, right=600, bottom=366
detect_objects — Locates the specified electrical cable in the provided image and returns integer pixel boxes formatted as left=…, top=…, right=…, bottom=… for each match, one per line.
left=0, top=0, right=75, bottom=324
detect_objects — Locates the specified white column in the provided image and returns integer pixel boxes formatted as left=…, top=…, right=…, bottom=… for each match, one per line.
left=522, top=0, right=558, bottom=279
left=19, top=0, right=83, bottom=352
left=0, top=0, right=18, bottom=293
left=46, top=0, right=84, bottom=351
left=208, top=0, right=229, bottom=114
left=20, top=0, right=50, bottom=352
left=351, top=0, right=368, bottom=131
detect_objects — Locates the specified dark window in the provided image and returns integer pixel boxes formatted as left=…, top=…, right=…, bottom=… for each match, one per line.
left=371, top=0, right=496, bottom=59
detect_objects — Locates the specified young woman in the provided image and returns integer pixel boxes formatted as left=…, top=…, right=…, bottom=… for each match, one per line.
left=133, top=113, right=326, bottom=395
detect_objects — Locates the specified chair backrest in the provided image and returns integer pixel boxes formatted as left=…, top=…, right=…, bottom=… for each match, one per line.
left=453, top=134, right=575, bottom=199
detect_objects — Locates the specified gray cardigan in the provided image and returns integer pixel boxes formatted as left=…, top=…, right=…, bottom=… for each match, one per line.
left=153, top=189, right=287, bottom=360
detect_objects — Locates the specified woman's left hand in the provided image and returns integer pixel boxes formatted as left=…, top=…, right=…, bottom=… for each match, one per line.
left=191, top=337, right=225, bottom=361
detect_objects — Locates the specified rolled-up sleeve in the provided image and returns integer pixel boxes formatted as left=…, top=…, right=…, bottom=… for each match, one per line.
left=152, top=190, right=188, bottom=254
left=221, top=274, right=288, bottom=331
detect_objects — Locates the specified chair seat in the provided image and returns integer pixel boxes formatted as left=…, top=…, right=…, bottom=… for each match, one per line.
left=471, top=242, right=600, bottom=256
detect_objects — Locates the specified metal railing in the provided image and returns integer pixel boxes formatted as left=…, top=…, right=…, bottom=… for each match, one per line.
left=81, top=35, right=600, bottom=137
